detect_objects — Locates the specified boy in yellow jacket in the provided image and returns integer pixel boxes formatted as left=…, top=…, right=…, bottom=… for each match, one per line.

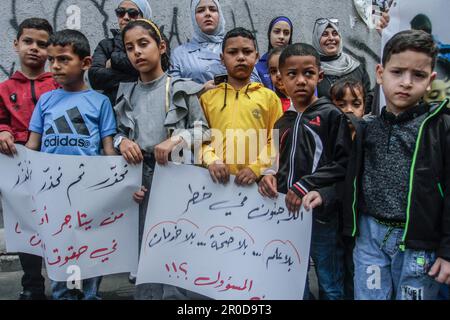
left=200, top=27, right=283, bottom=185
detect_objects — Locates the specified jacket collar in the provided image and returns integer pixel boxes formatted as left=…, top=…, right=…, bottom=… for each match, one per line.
left=10, top=71, right=54, bottom=82
left=381, top=102, right=430, bottom=125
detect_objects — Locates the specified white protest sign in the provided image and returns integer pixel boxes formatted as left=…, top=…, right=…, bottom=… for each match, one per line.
left=136, top=163, right=312, bottom=300
left=0, top=145, right=141, bottom=281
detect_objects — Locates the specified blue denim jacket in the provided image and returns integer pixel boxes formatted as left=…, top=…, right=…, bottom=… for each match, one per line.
left=169, top=40, right=262, bottom=85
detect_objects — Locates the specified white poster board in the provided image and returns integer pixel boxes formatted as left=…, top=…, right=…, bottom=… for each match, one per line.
left=0, top=145, right=141, bottom=281
left=136, top=163, right=312, bottom=300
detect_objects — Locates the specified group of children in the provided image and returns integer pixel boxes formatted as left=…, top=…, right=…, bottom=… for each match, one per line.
left=0, top=14, right=449, bottom=301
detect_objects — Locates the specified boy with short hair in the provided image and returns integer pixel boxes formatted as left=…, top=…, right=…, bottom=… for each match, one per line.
left=201, top=27, right=283, bottom=185
left=0, top=17, right=57, bottom=300
left=258, top=43, right=352, bottom=300
left=26, top=29, right=117, bottom=300
left=349, top=29, right=450, bottom=300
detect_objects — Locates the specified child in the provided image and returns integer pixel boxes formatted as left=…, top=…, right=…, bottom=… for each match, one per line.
left=26, top=29, right=117, bottom=300
left=348, top=29, right=450, bottom=300
left=201, top=27, right=283, bottom=185
left=89, top=0, right=153, bottom=104
left=114, top=19, right=209, bottom=300
left=256, top=16, right=293, bottom=90
left=267, top=47, right=291, bottom=112
left=0, top=18, right=57, bottom=300
left=304, top=77, right=367, bottom=300
left=258, top=43, right=352, bottom=300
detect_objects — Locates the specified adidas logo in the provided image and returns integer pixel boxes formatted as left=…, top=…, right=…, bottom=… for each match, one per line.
left=45, top=106, right=91, bottom=136
left=43, top=107, right=91, bottom=149
left=309, top=116, right=321, bottom=127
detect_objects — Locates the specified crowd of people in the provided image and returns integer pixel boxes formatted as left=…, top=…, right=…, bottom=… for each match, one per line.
left=0, top=0, right=449, bottom=301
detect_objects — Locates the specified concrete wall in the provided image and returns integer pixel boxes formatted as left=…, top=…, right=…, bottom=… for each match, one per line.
left=0, top=0, right=382, bottom=84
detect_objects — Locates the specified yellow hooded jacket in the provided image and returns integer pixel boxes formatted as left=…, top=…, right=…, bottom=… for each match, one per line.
left=200, top=82, right=283, bottom=176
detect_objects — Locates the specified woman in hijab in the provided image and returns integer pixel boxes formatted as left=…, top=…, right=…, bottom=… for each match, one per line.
left=89, top=0, right=153, bottom=104
left=256, top=16, right=293, bottom=90
left=169, top=0, right=261, bottom=87
left=312, top=18, right=373, bottom=112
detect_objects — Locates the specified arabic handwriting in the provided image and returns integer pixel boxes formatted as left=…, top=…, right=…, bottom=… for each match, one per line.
left=39, top=166, right=63, bottom=193
left=265, top=247, right=295, bottom=272
left=52, top=215, right=72, bottom=236
left=248, top=203, right=298, bottom=224
left=88, top=164, right=129, bottom=191
left=66, top=163, right=85, bottom=206
left=209, top=193, right=248, bottom=211
left=193, top=272, right=254, bottom=293
left=89, top=240, right=118, bottom=263
left=13, top=160, right=32, bottom=188
left=15, top=222, right=22, bottom=234
left=29, top=234, right=41, bottom=247
left=99, top=212, right=125, bottom=227
left=77, top=211, right=94, bottom=231
left=182, top=184, right=213, bottom=214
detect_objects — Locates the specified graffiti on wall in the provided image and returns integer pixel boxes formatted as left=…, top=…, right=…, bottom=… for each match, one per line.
left=1, top=0, right=381, bottom=83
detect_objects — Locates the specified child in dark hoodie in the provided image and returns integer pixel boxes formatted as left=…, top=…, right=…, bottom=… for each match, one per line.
left=258, top=43, right=352, bottom=300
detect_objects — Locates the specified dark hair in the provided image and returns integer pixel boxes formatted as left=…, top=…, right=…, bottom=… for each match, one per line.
left=122, top=20, right=170, bottom=72
left=382, top=29, right=438, bottom=70
left=267, top=16, right=293, bottom=51
left=279, top=43, right=321, bottom=70
left=330, top=77, right=365, bottom=102
left=267, top=46, right=285, bottom=65
left=410, top=14, right=432, bottom=34
left=17, top=18, right=53, bottom=40
left=222, top=27, right=257, bottom=53
left=48, top=29, right=90, bottom=59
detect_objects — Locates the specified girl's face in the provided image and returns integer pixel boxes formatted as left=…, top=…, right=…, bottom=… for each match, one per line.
left=270, top=21, right=291, bottom=48
left=320, top=27, right=341, bottom=56
left=268, top=53, right=286, bottom=93
left=332, top=87, right=365, bottom=119
left=117, top=1, right=142, bottom=31
left=124, top=26, right=165, bottom=75
left=195, top=0, right=220, bottom=35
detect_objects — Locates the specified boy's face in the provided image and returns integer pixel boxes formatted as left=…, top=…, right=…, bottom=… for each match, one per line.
left=47, top=45, right=91, bottom=88
left=14, top=28, right=50, bottom=70
left=377, top=50, right=436, bottom=113
left=332, top=87, right=365, bottom=119
left=280, top=55, right=323, bottom=108
left=221, top=36, right=259, bottom=82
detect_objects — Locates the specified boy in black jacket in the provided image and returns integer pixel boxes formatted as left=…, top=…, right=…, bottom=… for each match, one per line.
left=348, top=30, right=450, bottom=300
left=258, top=43, right=352, bottom=300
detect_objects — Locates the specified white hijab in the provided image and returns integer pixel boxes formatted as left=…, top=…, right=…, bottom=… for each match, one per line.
left=191, top=0, right=226, bottom=44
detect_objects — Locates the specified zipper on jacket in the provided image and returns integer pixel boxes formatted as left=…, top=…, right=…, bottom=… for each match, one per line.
left=30, top=80, right=37, bottom=105
left=437, top=182, right=444, bottom=198
left=352, top=177, right=358, bottom=237
left=401, top=99, right=449, bottom=251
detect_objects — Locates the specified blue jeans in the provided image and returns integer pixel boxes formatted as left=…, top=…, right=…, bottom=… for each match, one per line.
left=305, top=214, right=344, bottom=300
left=354, top=214, right=440, bottom=300
left=51, top=277, right=102, bottom=300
